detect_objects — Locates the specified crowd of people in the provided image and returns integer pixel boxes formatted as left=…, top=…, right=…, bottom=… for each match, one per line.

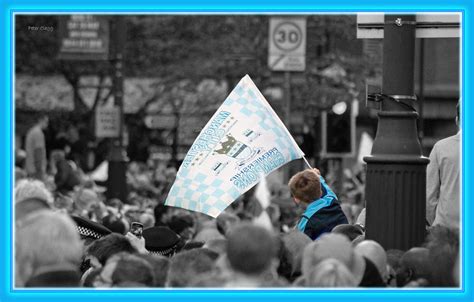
left=14, top=164, right=460, bottom=288
left=13, top=110, right=460, bottom=289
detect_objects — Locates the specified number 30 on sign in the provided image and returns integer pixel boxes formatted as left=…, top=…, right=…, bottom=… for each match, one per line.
left=268, top=17, right=306, bottom=72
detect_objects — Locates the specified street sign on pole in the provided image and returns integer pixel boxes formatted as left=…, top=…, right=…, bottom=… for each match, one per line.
left=95, top=106, right=120, bottom=138
left=58, top=15, right=110, bottom=60
left=357, top=13, right=460, bottom=39
left=268, top=17, right=306, bottom=72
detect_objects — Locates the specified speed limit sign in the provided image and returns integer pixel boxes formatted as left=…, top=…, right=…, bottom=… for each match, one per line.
left=268, top=17, right=306, bottom=71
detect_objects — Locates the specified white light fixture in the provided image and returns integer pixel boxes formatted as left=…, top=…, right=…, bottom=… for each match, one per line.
left=332, top=101, right=347, bottom=115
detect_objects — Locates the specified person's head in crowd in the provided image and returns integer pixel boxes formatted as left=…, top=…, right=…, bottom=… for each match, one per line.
left=16, top=211, right=82, bottom=287
left=288, top=169, right=322, bottom=208
left=164, top=163, right=177, bottom=179
left=168, top=212, right=196, bottom=241
left=71, top=215, right=112, bottom=249
left=166, top=249, right=216, bottom=287
left=123, top=205, right=142, bottom=224
left=236, top=211, right=254, bottom=222
left=426, top=225, right=459, bottom=249
left=226, top=223, right=278, bottom=277
left=216, top=212, right=240, bottom=237
left=301, top=233, right=366, bottom=286
left=397, top=247, right=431, bottom=287
left=190, top=272, right=230, bottom=287
left=50, top=149, right=66, bottom=167
left=424, top=226, right=459, bottom=287
left=15, top=178, right=53, bottom=205
left=106, top=198, right=123, bottom=212
left=194, top=213, right=216, bottom=233
left=194, top=227, right=225, bottom=244
left=305, top=258, right=357, bottom=288
left=34, top=114, right=49, bottom=130
left=266, top=203, right=281, bottom=230
left=277, top=230, right=312, bottom=282
left=102, top=214, right=129, bottom=235
left=139, top=212, right=156, bottom=229
left=142, top=226, right=184, bottom=257
left=194, top=247, right=220, bottom=261
left=204, top=238, right=227, bottom=256
left=332, top=224, right=365, bottom=241
left=386, top=249, right=405, bottom=287
left=153, top=203, right=170, bottom=226
left=85, top=233, right=137, bottom=269
left=15, top=179, right=53, bottom=222
left=16, top=197, right=52, bottom=224
left=355, top=240, right=388, bottom=282
left=277, top=237, right=293, bottom=282
left=137, top=254, right=170, bottom=287
left=54, top=193, right=74, bottom=212
left=386, top=249, right=404, bottom=272
left=72, top=188, right=99, bottom=217
left=93, top=252, right=154, bottom=287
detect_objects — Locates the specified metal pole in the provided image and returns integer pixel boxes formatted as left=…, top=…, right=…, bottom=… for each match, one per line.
left=284, top=71, right=291, bottom=181
left=116, top=19, right=125, bottom=149
left=284, top=71, right=291, bottom=128
left=418, top=38, right=425, bottom=149
left=363, top=15, right=429, bottom=250
left=107, top=16, right=129, bottom=203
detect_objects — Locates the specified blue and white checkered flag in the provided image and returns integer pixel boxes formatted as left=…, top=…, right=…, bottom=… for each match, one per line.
left=165, top=75, right=304, bottom=217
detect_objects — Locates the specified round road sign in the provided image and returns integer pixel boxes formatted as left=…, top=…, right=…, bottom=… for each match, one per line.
left=272, top=21, right=303, bottom=52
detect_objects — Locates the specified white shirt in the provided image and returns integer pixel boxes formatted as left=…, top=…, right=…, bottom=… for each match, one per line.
left=426, top=132, right=460, bottom=229
left=24, top=125, right=47, bottom=176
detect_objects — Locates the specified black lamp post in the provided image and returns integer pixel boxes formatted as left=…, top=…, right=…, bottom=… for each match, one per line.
left=106, top=16, right=129, bottom=203
left=364, top=15, right=429, bottom=250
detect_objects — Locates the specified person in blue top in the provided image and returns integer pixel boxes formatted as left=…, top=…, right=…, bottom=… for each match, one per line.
left=288, top=168, right=348, bottom=240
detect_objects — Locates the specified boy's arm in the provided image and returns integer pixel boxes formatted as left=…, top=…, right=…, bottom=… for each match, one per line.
left=318, top=174, right=338, bottom=200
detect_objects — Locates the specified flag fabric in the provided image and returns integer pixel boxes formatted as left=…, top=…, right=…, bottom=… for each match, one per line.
left=357, top=131, right=374, bottom=164
left=90, top=161, right=108, bottom=182
left=165, top=75, right=304, bottom=218
left=252, top=174, right=274, bottom=231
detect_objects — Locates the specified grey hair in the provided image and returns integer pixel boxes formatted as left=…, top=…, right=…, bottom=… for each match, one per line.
left=15, top=178, right=53, bottom=205
left=305, top=258, right=357, bottom=288
left=15, top=211, right=83, bottom=286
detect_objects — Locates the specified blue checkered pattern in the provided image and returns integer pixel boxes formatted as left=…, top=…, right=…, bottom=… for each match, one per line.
left=165, top=75, right=303, bottom=218
left=223, top=76, right=303, bottom=161
left=166, top=175, right=241, bottom=218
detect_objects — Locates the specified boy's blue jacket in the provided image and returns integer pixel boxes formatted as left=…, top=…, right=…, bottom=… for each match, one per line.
left=296, top=175, right=348, bottom=240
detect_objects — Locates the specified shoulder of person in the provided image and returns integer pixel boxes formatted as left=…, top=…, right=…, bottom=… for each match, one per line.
left=435, top=134, right=459, bottom=148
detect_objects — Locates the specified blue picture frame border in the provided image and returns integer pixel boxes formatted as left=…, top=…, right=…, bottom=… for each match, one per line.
left=1, top=0, right=472, bottom=301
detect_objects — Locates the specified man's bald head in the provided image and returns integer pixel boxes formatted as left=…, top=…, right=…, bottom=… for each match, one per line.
left=355, top=240, right=388, bottom=280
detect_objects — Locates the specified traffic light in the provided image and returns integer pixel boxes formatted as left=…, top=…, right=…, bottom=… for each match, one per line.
left=321, top=101, right=355, bottom=157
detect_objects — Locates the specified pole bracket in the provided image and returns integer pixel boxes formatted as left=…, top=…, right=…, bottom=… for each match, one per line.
left=367, top=93, right=417, bottom=111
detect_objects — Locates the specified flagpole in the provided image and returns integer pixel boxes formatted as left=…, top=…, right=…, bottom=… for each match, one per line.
left=303, top=156, right=313, bottom=169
